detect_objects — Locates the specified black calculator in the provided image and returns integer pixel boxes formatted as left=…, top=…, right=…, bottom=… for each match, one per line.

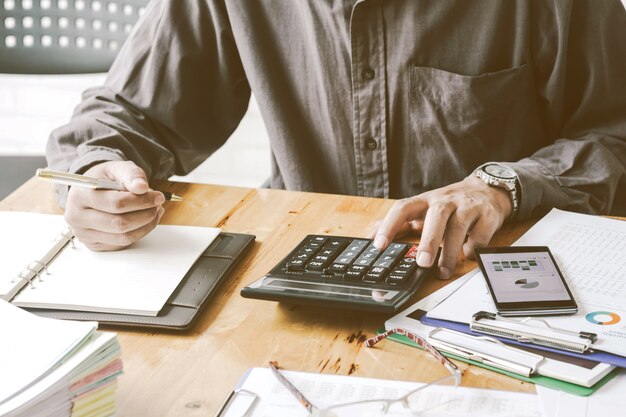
left=241, top=235, right=437, bottom=312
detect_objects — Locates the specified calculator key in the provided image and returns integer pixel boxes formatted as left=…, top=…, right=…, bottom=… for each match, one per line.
left=389, top=268, right=409, bottom=276
left=344, top=264, right=367, bottom=280
left=319, top=248, right=337, bottom=257
left=389, top=243, right=407, bottom=250
left=392, top=262, right=417, bottom=275
left=396, top=262, right=416, bottom=270
left=355, top=258, right=374, bottom=266
left=300, top=247, right=316, bottom=254
left=405, top=244, right=419, bottom=258
left=363, top=266, right=389, bottom=282
left=324, top=238, right=346, bottom=249
left=329, top=263, right=349, bottom=273
left=386, top=273, right=408, bottom=286
left=306, top=236, right=327, bottom=248
left=312, top=254, right=331, bottom=264
left=373, top=260, right=394, bottom=268
left=287, top=259, right=306, bottom=271
left=345, top=269, right=365, bottom=280
left=306, top=260, right=325, bottom=271
left=364, top=245, right=381, bottom=254
left=347, top=242, right=367, bottom=252
left=373, top=254, right=398, bottom=268
left=403, top=257, right=415, bottom=263
left=380, top=243, right=407, bottom=258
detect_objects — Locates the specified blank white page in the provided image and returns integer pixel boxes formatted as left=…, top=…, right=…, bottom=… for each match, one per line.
left=0, top=212, right=68, bottom=298
left=13, top=224, right=220, bottom=316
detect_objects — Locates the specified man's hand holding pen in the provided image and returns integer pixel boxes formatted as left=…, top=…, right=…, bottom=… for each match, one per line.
left=62, top=161, right=169, bottom=251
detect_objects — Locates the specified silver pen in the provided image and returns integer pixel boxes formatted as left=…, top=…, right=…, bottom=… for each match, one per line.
left=36, top=168, right=183, bottom=202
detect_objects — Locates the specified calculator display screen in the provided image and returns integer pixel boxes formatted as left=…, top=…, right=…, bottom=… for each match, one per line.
left=263, top=278, right=399, bottom=301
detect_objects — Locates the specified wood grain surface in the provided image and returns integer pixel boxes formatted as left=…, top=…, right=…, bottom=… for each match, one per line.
left=1, top=179, right=543, bottom=417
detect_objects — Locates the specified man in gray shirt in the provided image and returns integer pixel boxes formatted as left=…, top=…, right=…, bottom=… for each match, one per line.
left=47, top=0, right=626, bottom=278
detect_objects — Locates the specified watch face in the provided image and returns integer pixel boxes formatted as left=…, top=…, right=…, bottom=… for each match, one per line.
left=484, top=164, right=516, bottom=179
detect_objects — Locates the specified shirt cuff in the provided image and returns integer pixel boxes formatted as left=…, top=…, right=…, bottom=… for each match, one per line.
left=500, top=159, right=567, bottom=221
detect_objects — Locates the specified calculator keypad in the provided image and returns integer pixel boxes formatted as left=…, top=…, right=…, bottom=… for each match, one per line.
left=283, top=235, right=420, bottom=288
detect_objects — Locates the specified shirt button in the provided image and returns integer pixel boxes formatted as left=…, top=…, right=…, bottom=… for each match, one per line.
left=362, top=68, right=375, bottom=80
left=365, top=137, right=378, bottom=150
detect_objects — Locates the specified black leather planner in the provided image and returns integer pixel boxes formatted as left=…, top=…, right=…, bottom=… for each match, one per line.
left=27, top=232, right=255, bottom=330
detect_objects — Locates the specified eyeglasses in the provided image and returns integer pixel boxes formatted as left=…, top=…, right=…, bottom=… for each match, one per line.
left=269, top=328, right=462, bottom=416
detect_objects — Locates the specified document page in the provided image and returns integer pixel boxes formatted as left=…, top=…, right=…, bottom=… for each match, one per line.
left=13, top=224, right=220, bottom=315
left=224, top=367, right=544, bottom=417
left=515, top=210, right=626, bottom=310
left=427, top=209, right=626, bottom=356
left=536, top=370, right=626, bottom=417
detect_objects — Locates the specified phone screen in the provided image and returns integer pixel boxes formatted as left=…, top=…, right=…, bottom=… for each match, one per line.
left=475, top=246, right=577, bottom=315
left=478, top=251, right=571, bottom=303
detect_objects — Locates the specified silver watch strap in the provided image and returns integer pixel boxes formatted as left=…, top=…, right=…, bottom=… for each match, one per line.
left=474, top=163, right=520, bottom=220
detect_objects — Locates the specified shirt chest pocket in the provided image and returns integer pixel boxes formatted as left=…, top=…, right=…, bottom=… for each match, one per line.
left=408, top=64, right=543, bottom=191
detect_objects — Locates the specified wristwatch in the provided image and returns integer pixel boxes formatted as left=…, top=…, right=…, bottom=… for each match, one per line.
left=474, top=162, right=520, bottom=220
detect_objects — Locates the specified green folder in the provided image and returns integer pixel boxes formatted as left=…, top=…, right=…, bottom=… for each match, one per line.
left=380, top=330, right=618, bottom=396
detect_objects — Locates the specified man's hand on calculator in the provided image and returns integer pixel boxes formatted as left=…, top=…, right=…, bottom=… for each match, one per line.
left=372, top=176, right=513, bottom=280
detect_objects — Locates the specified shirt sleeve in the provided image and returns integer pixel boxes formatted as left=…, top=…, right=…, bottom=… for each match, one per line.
left=503, top=0, right=626, bottom=220
left=45, top=0, right=250, bottom=205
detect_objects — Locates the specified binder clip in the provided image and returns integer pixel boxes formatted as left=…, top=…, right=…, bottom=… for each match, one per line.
left=471, top=311, right=597, bottom=354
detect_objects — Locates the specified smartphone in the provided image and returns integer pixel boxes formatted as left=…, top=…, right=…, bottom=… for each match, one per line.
left=474, top=246, right=578, bottom=316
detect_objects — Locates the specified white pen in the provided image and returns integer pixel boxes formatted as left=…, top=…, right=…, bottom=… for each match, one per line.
left=36, top=168, right=183, bottom=202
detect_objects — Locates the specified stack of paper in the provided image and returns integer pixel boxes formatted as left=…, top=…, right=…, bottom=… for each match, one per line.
left=0, top=300, right=122, bottom=417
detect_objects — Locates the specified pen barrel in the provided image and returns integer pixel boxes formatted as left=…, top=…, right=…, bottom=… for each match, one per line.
left=94, top=179, right=126, bottom=191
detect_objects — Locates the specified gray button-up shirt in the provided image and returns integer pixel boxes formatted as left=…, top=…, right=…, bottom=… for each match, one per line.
left=47, top=0, right=626, bottom=219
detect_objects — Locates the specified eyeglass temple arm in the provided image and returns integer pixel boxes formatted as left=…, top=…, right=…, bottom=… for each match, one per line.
left=269, top=361, right=319, bottom=414
left=364, top=329, right=461, bottom=377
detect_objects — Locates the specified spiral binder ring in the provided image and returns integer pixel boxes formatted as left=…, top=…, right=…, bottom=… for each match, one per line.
left=25, top=266, right=42, bottom=287
left=14, top=270, right=37, bottom=288
left=5, top=226, right=75, bottom=302
left=28, top=261, right=49, bottom=282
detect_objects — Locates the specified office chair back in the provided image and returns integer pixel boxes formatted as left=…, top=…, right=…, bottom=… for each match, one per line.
left=0, top=0, right=149, bottom=74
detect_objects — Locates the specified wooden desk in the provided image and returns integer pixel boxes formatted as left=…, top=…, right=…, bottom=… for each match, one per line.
left=1, top=179, right=540, bottom=417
